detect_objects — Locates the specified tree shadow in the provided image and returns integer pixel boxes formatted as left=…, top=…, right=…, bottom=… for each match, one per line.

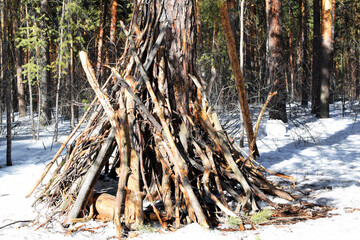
left=255, top=114, right=360, bottom=204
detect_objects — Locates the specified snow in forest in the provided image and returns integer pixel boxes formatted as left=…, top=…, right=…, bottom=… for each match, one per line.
left=1, top=102, right=360, bottom=240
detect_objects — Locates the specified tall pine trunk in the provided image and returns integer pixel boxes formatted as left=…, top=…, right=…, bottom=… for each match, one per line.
left=96, top=0, right=107, bottom=81
left=14, top=16, right=26, bottom=117
left=351, top=0, right=359, bottom=100
left=267, top=0, right=287, bottom=122
left=318, top=0, right=335, bottom=118
left=39, top=0, right=52, bottom=125
left=2, top=0, right=12, bottom=166
left=219, top=0, right=259, bottom=157
left=109, top=0, right=118, bottom=65
left=301, top=0, right=309, bottom=106
left=311, top=0, right=321, bottom=114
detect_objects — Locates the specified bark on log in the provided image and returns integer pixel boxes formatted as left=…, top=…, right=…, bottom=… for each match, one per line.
left=66, top=129, right=115, bottom=224
left=219, top=1, right=259, bottom=157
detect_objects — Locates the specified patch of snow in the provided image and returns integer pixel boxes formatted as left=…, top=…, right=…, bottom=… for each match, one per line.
left=1, top=102, right=360, bottom=239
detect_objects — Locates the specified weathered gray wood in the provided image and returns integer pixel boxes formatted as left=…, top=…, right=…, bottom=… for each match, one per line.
left=67, top=129, right=116, bottom=224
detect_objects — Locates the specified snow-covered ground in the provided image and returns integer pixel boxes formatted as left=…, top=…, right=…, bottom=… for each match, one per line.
left=1, top=103, right=360, bottom=240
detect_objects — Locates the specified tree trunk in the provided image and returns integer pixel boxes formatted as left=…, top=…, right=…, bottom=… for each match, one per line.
left=39, top=0, right=52, bottom=125
left=54, top=0, right=66, bottom=142
left=219, top=0, right=260, bottom=157
left=2, top=0, right=12, bottom=166
left=267, top=0, right=287, bottom=122
left=311, top=0, right=321, bottom=114
left=24, top=5, right=36, bottom=140
left=350, top=0, right=359, bottom=100
left=288, top=3, right=294, bottom=102
left=300, top=0, right=309, bottom=106
left=14, top=16, right=26, bottom=117
left=318, top=0, right=335, bottom=118
left=96, top=0, right=107, bottom=81
left=109, top=0, right=118, bottom=65
left=69, top=32, right=76, bottom=128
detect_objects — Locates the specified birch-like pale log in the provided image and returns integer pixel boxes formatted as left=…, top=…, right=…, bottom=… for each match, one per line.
left=78, top=52, right=130, bottom=236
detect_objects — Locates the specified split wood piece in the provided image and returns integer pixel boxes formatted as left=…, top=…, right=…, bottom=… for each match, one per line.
left=79, top=51, right=131, bottom=237
left=139, top=138, right=167, bottom=230
left=219, top=0, right=259, bottom=158
left=27, top=72, right=114, bottom=198
left=193, top=141, right=237, bottom=218
left=124, top=84, right=143, bottom=229
left=93, top=193, right=171, bottom=223
left=120, top=21, right=209, bottom=229
left=195, top=104, right=251, bottom=210
left=110, top=68, right=162, bottom=132
left=249, top=174, right=294, bottom=201
left=152, top=135, right=175, bottom=221
left=205, top=146, right=229, bottom=208
left=113, top=99, right=131, bottom=237
left=66, top=129, right=116, bottom=225
left=245, top=161, right=296, bottom=186
left=249, top=183, right=278, bottom=209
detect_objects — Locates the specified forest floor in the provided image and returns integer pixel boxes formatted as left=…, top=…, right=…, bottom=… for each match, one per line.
left=0, top=101, right=360, bottom=240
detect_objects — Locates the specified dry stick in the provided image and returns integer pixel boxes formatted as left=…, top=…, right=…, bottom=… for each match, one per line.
left=0, top=220, right=32, bottom=230
left=205, top=146, right=229, bottom=208
left=249, top=91, right=277, bottom=158
left=193, top=141, right=237, bottom=218
left=26, top=73, right=113, bottom=198
left=196, top=105, right=251, bottom=209
left=174, top=175, right=181, bottom=228
left=110, top=68, right=162, bottom=132
left=219, top=0, right=259, bottom=157
left=120, top=21, right=209, bottom=229
left=78, top=52, right=130, bottom=237
left=250, top=174, right=294, bottom=201
left=138, top=136, right=167, bottom=229
left=67, top=129, right=115, bottom=224
left=26, top=98, right=97, bottom=198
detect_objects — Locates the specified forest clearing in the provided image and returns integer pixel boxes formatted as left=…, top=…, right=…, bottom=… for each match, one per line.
left=1, top=0, right=360, bottom=239
left=1, top=102, right=360, bottom=239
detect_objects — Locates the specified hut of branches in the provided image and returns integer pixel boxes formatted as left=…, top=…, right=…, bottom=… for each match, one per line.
left=28, top=0, right=294, bottom=237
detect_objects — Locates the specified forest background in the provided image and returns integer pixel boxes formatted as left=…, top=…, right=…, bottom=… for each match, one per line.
left=0, top=0, right=359, bottom=168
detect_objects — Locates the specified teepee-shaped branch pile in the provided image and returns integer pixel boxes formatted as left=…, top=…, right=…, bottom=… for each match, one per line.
left=28, top=0, right=294, bottom=236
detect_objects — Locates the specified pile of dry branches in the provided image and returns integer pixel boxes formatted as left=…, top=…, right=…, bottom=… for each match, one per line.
left=27, top=1, right=294, bottom=236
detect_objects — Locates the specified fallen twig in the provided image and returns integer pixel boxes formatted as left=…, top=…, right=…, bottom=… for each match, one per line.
left=0, top=220, right=32, bottom=230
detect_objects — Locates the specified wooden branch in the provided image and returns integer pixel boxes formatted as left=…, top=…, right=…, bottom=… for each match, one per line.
left=78, top=52, right=131, bottom=236
left=249, top=91, right=277, bottom=158
left=120, top=21, right=209, bottom=229
left=195, top=104, right=251, bottom=209
left=0, top=220, right=32, bottom=230
left=26, top=97, right=98, bottom=198
left=193, top=141, right=237, bottom=217
left=219, top=1, right=259, bottom=157
left=113, top=96, right=131, bottom=237
left=66, top=129, right=115, bottom=224
left=110, top=68, right=162, bottom=132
